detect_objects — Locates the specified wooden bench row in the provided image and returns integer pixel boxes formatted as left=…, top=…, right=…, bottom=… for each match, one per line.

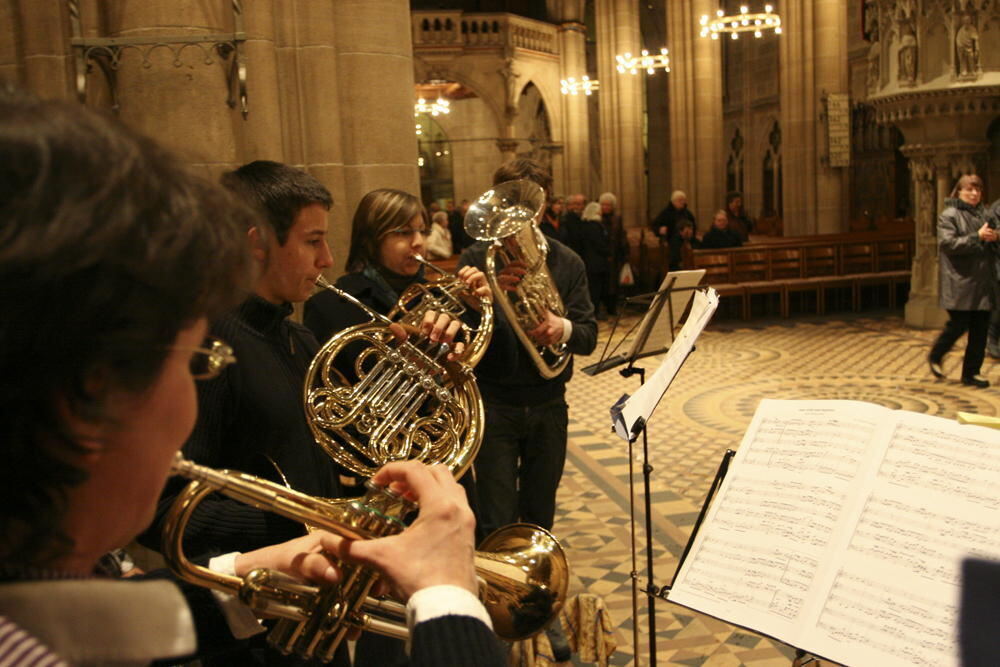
left=687, top=234, right=915, bottom=319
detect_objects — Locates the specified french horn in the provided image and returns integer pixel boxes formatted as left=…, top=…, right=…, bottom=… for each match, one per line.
left=464, top=179, right=571, bottom=379
left=162, top=454, right=568, bottom=661
left=303, top=261, right=492, bottom=479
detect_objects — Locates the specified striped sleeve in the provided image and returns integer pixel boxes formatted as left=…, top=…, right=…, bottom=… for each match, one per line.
left=0, top=617, right=67, bottom=667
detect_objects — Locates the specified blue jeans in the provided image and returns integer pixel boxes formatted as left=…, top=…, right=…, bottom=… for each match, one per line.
left=474, top=399, right=568, bottom=538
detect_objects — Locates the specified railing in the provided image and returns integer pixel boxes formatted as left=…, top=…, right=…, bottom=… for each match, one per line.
left=411, top=11, right=558, bottom=55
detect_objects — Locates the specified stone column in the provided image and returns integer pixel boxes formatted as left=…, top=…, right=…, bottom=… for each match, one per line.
left=102, top=2, right=247, bottom=174
left=780, top=0, right=849, bottom=235
left=332, top=0, right=419, bottom=221
left=595, top=0, right=645, bottom=228
left=15, top=0, right=74, bottom=99
left=666, top=0, right=724, bottom=229
left=550, top=0, right=590, bottom=197
left=902, top=152, right=944, bottom=328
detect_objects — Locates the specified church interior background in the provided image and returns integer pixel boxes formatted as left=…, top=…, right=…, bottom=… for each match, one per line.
left=4, top=0, right=1000, bottom=664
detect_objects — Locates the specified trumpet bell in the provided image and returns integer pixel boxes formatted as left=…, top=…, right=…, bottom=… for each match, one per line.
left=476, top=523, right=569, bottom=641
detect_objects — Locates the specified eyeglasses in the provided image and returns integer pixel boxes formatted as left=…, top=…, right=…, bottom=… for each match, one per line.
left=385, top=226, right=430, bottom=239
left=173, top=337, right=237, bottom=380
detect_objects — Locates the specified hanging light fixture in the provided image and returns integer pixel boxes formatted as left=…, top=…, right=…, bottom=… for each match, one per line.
left=615, top=48, right=670, bottom=75
left=560, top=76, right=600, bottom=95
left=413, top=97, right=450, bottom=116
left=700, top=5, right=782, bottom=40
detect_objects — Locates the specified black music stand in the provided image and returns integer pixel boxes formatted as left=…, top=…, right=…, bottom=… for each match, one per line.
left=583, top=269, right=705, bottom=377
left=595, top=279, right=710, bottom=667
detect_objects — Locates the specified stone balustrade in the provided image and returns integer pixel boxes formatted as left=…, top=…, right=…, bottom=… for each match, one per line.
left=411, top=11, right=557, bottom=55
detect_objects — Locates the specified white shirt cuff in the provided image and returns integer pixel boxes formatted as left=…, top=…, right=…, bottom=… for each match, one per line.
left=559, top=317, right=573, bottom=344
left=406, top=584, right=492, bottom=631
left=207, top=552, right=266, bottom=639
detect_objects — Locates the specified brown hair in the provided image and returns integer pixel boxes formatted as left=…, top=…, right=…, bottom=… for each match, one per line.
left=493, top=158, right=553, bottom=196
left=345, top=189, right=427, bottom=272
left=951, top=174, right=984, bottom=198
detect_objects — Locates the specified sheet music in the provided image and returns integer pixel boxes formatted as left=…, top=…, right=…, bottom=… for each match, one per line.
left=668, top=400, right=1000, bottom=667
left=613, top=288, right=718, bottom=441
left=809, top=412, right=1000, bottom=667
left=668, top=400, right=885, bottom=642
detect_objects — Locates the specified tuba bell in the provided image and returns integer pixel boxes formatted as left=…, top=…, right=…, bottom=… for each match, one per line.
left=162, top=454, right=568, bottom=661
left=303, top=267, right=492, bottom=479
left=464, top=179, right=571, bottom=379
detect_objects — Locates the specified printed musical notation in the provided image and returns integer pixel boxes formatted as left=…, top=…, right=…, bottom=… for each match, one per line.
left=879, top=423, right=1000, bottom=509
left=668, top=400, right=1000, bottom=667
left=816, top=572, right=955, bottom=667
left=743, top=415, right=874, bottom=481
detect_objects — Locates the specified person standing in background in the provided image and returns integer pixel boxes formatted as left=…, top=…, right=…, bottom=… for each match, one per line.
left=426, top=209, right=454, bottom=259
left=928, top=174, right=998, bottom=388
left=725, top=191, right=754, bottom=242
left=599, top=192, right=628, bottom=318
left=651, top=190, right=696, bottom=241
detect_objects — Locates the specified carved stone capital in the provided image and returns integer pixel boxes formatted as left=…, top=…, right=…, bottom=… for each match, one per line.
left=496, top=138, right=520, bottom=154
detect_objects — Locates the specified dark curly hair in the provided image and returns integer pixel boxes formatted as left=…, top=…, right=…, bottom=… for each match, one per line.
left=0, top=89, right=255, bottom=565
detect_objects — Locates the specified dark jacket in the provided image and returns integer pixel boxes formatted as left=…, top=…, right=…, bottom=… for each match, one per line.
left=142, top=295, right=341, bottom=556
left=669, top=235, right=701, bottom=271
left=539, top=208, right=567, bottom=243
left=701, top=226, right=744, bottom=250
left=459, top=237, right=597, bottom=405
left=938, top=198, right=998, bottom=311
left=726, top=210, right=754, bottom=241
left=651, top=204, right=696, bottom=240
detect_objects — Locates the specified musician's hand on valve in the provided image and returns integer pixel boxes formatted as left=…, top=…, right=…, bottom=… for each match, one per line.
left=457, top=265, right=492, bottom=310
left=529, top=309, right=564, bottom=347
left=496, top=261, right=528, bottom=292
left=340, top=461, right=478, bottom=600
left=419, top=310, right=466, bottom=361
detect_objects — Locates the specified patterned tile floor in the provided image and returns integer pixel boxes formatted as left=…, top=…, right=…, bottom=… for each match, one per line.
left=553, top=309, right=1000, bottom=666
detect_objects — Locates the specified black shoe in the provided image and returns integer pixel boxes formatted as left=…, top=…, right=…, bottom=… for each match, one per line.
left=544, top=619, right=572, bottom=662
left=962, top=375, right=990, bottom=388
left=929, top=357, right=945, bottom=379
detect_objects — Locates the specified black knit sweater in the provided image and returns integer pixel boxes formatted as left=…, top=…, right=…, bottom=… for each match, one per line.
left=141, top=294, right=342, bottom=556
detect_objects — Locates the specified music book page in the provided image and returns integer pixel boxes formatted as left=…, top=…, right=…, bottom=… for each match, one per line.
left=667, top=399, right=1000, bottom=667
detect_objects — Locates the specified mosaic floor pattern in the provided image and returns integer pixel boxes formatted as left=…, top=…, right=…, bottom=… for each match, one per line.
left=553, top=311, right=1000, bottom=666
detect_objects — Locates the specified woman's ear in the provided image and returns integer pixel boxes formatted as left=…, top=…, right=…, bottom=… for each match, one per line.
left=53, top=392, right=106, bottom=469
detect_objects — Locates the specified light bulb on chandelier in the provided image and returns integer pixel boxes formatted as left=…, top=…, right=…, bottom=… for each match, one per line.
left=700, top=4, right=782, bottom=40
left=615, top=47, right=670, bottom=76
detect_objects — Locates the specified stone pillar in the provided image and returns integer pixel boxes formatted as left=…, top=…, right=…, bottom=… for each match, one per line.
left=595, top=0, right=645, bottom=228
left=666, top=0, right=724, bottom=230
left=332, top=0, right=419, bottom=219
left=555, top=19, right=591, bottom=197
left=902, top=152, right=944, bottom=328
left=104, top=2, right=246, bottom=174
left=780, top=0, right=849, bottom=235
left=813, top=0, right=849, bottom=233
left=15, top=0, right=73, bottom=99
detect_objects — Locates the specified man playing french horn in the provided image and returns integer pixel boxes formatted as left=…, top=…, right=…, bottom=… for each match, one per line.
left=141, top=162, right=480, bottom=665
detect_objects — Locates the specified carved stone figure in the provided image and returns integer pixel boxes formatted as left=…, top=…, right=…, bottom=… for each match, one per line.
left=896, top=2, right=918, bottom=86
left=868, top=43, right=882, bottom=93
left=956, top=14, right=980, bottom=79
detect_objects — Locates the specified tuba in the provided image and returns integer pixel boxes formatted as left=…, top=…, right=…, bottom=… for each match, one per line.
left=162, top=454, right=568, bottom=662
left=464, top=179, right=571, bottom=379
left=303, top=262, right=492, bottom=479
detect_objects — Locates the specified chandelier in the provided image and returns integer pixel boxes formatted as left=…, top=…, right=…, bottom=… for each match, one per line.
left=615, top=48, right=670, bottom=75
left=413, top=97, right=450, bottom=116
left=700, top=5, right=782, bottom=40
left=560, top=75, right=600, bottom=96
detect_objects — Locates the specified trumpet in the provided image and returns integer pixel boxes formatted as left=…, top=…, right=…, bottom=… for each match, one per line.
left=162, top=454, right=568, bottom=661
